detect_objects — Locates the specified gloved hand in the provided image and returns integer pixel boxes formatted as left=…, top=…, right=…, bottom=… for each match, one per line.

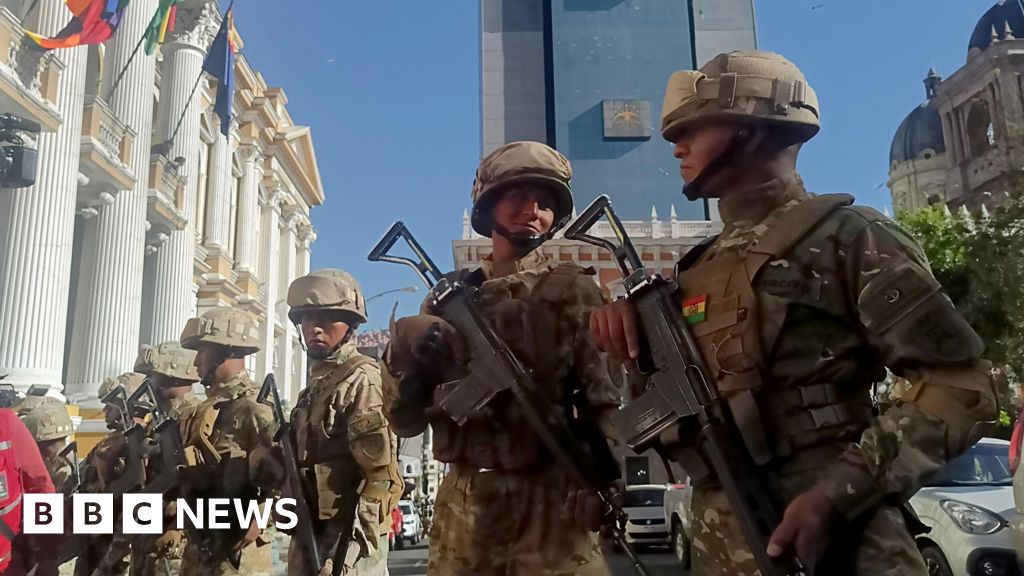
left=390, top=315, right=466, bottom=377
left=563, top=480, right=625, bottom=535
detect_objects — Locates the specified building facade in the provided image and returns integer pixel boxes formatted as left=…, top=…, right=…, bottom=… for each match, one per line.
left=0, top=0, right=323, bottom=441
left=890, top=1, right=1024, bottom=213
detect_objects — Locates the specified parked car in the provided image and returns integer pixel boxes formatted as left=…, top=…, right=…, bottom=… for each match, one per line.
left=622, top=484, right=670, bottom=549
left=909, top=438, right=1017, bottom=576
left=664, top=480, right=694, bottom=567
left=399, top=499, right=422, bottom=546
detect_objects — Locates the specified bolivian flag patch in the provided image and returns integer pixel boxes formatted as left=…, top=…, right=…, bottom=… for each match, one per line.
left=682, top=294, right=708, bottom=325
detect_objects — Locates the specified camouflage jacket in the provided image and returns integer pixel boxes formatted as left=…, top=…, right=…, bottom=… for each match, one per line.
left=384, top=249, right=624, bottom=472
left=672, top=171, right=996, bottom=520
left=292, top=339, right=403, bottom=563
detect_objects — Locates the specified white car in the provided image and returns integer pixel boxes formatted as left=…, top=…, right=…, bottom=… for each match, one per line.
left=398, top=500, right=422, bottom=546
left=908, top=438, right=1018, bottom=576
left=664, top=480, right=694, bottom=567
left=622, top=484, right=670, bottom=548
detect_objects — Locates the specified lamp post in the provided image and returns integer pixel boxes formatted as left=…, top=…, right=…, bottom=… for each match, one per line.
left=364, top=285, right=419, bottom=306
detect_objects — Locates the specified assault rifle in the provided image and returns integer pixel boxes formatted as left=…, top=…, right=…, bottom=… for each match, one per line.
left=257, top=374, right=322, bottom=576
left=129, top=381, right=185, bottom=495
left=108, top=382, right=153, bottom=496
left=369, top=222, right=650, bottom=576
left=564, top=195, right=805, bottom=576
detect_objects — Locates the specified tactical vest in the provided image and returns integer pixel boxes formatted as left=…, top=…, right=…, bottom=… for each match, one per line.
left=292, top=354, right=376, bottom=520
left=432, top=263, right=595, bottom=471
left=677, top=193, right=871, bottom=466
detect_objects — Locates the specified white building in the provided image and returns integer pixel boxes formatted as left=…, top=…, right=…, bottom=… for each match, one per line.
left=0, top=0, right=323, bottom=441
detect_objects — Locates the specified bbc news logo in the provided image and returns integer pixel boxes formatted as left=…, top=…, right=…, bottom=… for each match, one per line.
left=23, top=495, right=299, bottom=534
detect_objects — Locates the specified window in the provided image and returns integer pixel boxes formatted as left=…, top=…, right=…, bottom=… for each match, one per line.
left=926, top=443, right=1011, bottom=487
left=966, top=100, right=996, bottom=155
left=624, top=488, right=665, bottom=508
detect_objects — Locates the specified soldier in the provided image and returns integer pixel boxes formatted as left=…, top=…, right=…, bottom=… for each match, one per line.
left=285, top=269, right=404, bottom=575
left=16, top=394, right=74, bottom=493
left=76, top=372, right=145, bottom=576
left=178, top=306, right=279, bottom=576
left=383, top=141, right=622, bottom=575
left=585, top=50, right=997, bottom=575
left=124, top=340, right=201, bottom=576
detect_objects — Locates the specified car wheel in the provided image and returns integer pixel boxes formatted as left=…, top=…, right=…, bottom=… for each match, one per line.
left=412, top=535, right=419, bottom=546
left=396, top=537, right=405, bottom=551
left=672, top=521, right=691, bottom=568
left=920, top=545, right=953, bottom=576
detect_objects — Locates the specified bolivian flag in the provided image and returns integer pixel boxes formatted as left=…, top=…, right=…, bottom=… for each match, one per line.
left=143, top=0, right=185, bottom=55
left=25, top=0, right=129, bottom=51
left=682, top=294, right=707, bottom=325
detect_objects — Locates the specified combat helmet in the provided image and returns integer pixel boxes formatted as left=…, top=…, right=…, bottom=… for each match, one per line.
left=181, top=307, right=260, bottom=357
left=287, top=269, right=368, bottom=325
left=19, top=398, right=72, bottom=442
left=470, top=141, right=574, bottom=243
left=661, top=50, right=820, bottom=145
left=134, top=341, right=199, bottom=382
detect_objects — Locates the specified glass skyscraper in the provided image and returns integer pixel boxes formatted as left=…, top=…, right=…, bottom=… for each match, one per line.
left=481, top=0, right=756, bottom=220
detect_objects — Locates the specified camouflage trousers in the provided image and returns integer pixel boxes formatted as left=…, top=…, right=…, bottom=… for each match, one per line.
left=129, top=532, right=184, bottom=576
left=691, top=486, right=927, bottom=576
left=429, top=466, right=609, bottom=576
left=179, top=539, right=244, bottom=576
left=287, top=518, right=390, bottom=576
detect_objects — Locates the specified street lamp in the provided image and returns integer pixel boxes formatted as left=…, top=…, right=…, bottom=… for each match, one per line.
left=365, top=285, right=419, bottom=305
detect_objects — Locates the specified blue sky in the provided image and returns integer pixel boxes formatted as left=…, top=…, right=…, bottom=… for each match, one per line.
left=235, top=1, right=994, bottom=329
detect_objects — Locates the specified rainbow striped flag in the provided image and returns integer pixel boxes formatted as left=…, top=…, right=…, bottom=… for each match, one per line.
left=25, top=0, right=129, bottom=51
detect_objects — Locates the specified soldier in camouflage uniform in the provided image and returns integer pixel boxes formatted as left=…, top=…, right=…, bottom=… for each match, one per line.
left=75, top=372, right=145, bottom=576
left=123, top=340, right=201, bottom=576
left=383, top=141, right=623, bottom=576
left=285, top=269, right=404, bottom=575
left=587, top=51, right=998, bottom=575
left=16, top=394, right=74, bottom=493
left=178, top=306, right=279, bottom=576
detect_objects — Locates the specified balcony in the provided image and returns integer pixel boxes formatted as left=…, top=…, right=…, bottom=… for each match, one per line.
left=0, top=7, right=62, bottom=133
left=146, top=155, right=187, bottom=233
left=79, top=96, right=135, bottom=204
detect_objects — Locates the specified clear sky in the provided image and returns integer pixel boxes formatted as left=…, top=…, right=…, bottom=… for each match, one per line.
left=234, top=0, right=995, bottom=329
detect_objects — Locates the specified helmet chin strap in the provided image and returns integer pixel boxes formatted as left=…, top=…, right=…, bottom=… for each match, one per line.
left=491, top=214, right=570, bottom=257
left=299, top=321, right=360, bottom=361
left=200, top=348, right=234, bottom=386
left=681, top=127, right=755, bottom=201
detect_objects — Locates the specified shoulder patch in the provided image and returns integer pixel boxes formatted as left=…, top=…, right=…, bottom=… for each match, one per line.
left=348, top=411, right=385, bottom=438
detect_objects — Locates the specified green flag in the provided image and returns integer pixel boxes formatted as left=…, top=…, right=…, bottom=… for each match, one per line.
left=143, top=0, right=183, bottom=55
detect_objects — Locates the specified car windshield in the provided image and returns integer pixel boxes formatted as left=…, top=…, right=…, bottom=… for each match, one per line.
left=926, top=443, right=1012, bottom=487
left=399, top=504, right=413, bottom=514
left=624, top=489, right=665, bottom=507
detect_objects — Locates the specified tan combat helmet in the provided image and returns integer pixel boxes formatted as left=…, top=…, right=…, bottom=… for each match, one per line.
left=661, top=50, right=820, bottom=144
left=181, top=307, right=260, bottom=357
left=470, top=141, right=574, bottom=238
left=19, top=399, right=72, bottom=442
left=134, top=341, right=199, bottom=382
left=98, top=371, right=146, bottom=401
left=287, top=269, right=368, bottom=325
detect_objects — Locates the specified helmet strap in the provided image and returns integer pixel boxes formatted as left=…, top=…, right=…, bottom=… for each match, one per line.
left=201, top=347, right=234, bottom=386
left=681, top=126, right=756, bottom=201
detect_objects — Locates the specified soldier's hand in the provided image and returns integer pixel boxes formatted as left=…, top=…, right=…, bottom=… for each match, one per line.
left=767, top=488, right=835, bottom=566
left=236, top=519, right=262, bottom=551
left=589, top=300, right=639, bottom=362
left=318, top=558, right=334, bottom=576
left=563, top=482, right=624, bottom=533
left=392, top=315, right=465, bottom=375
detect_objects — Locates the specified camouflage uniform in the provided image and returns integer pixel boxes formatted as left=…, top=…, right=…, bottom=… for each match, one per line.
left=75, top=372, right=146, bottom=576
left=127, top=341, right=202, bottom=576
left=384, top=142, right=622, bottom=576
left=178, top=307, right=278, bottom=576
left=655, top=51, right=997, bottom=575
left=286, top=270, right=404, bottom=576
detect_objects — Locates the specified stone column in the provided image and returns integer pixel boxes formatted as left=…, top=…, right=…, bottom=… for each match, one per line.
left=235, top=145, right=260, bottom=273
left=0, top=0, right=87, bottom=396
left=255, top=188, right=285, bottom=380
left=66, top=0, right=159, bottom=403
left=140, top=3, right=217, bottom=345
left=204, top=131, right=229, bottom=250
left=277, top=209, right=299, bottom=403
left=293, top=224, right=315, bottom=391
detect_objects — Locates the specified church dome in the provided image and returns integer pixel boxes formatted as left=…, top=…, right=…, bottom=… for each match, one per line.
left=890, top=70, right=946, bottom=165
left=969, top=1, right=1024, bottom=52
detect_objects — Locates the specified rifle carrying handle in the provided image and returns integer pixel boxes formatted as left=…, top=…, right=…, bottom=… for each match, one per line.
left=367, top=221, right=444, bottom=288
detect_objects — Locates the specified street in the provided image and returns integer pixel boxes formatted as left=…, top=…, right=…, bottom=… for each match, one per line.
left=388, top=540, right=686, bottom=575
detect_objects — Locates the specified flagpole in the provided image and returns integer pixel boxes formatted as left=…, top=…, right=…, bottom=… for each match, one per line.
left=104, top=31, right=148, bottom=103
left=166, top=71, right=205, bottom=147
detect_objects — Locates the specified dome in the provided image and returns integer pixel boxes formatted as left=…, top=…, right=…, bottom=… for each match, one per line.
left=969, top=1, right=1024, bottom=52
left=890, top=71, right=947, bottom=165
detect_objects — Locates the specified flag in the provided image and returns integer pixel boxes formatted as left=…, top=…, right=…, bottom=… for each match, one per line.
left=143, top=0, right=184, bottom=55
left=202, top=8, right=239, bottom=136
left=25, top=0, right=129, bottom=51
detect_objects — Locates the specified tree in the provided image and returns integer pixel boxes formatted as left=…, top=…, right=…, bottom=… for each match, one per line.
left=897, top=193, right=1024, bottom=421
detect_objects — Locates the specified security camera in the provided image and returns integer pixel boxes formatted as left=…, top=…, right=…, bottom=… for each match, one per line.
left=0, top=113, right=40, bottom=189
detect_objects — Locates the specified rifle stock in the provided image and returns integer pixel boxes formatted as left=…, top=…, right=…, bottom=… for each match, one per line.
left=369, top=221, right=651, bottom=576
left=565, top=195, right=805, bottom=576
